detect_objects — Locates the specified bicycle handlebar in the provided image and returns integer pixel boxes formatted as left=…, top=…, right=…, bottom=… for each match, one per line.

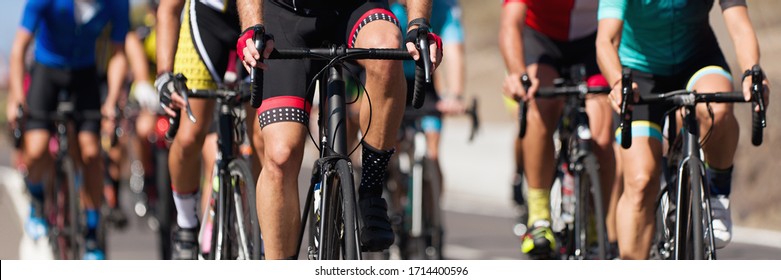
left=249, top=40, right=432, bottom=110
left=517, top=74, right=531, bottom=138
left=517, top=76, right=609, bottom=139
left=751, top=65, right=766, bottom=146
left=618, top=66, right=766, bottom=148
left=165, top=74, right=252, bottom=141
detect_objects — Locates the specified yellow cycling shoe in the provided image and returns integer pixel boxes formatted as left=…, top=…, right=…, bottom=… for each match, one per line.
left=521, top=220, right=556, bottom=259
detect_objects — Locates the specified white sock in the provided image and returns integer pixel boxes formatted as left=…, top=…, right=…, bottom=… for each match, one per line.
left=173, top=191, right=199, bottom=229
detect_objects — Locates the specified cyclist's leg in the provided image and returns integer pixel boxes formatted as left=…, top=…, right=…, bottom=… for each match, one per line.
left=614, top=70, right=667, bottom=260
left=687, top=65, right=736, bottom=248
left=519, top=63, right=562, bottom=254
left=254, top=3, right=318, bottom=259
left=606, top=142, right=624, bottom=256
left=134, top=110, right=157, bottom=190
left=245, top=103, right=264, bottom=178
left=72, top=65, right=107, bottom=259
left=21, top=63, right=60, bottom=240
left=168, top=0, right=231, bottom=235
left=351, top=4, right=405, bottom=251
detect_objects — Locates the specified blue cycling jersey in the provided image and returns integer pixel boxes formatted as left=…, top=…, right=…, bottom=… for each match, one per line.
left=21, top=0, right=129, bottom=69
left=391, top=0, right=464, bottom=78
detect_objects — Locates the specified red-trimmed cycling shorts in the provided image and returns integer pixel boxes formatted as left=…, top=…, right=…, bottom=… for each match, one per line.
left=258, top=1, right=400, bottom=129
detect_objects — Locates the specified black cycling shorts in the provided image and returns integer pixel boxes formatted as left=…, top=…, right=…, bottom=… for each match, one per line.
left=523, top=27, right=600, bottom=78
left=25, top=63, right=101, bottom=134
left=174, top=0, right=241, bottom=90
left=258, top=0, right=400, bottom=129
left=618, top=42, right=731, bottom=145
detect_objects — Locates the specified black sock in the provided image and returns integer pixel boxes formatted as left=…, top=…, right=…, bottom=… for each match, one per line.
left=706, top=165, right=733, bottom=196
left=358, top=142, right=394, bottom=200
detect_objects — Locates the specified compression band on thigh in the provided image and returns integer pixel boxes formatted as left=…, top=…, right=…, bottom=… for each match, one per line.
left=420, top=116, right=442, bottom=133
left=257, top=96, right=312, bottom=129
left=685, top=66, right=732, bottom=91
left=614, top=121, right=663, bottom=145
left=348, top=8, right=400, bottom=48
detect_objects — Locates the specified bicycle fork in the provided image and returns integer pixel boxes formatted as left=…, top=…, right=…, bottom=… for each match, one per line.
left=673, top=107, right=716, bottom=260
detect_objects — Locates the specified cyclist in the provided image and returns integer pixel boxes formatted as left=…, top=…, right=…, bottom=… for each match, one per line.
left=388, top=0, right=466, bottom=258
left=7, top=0, right=129, bottom=260
left=155, top=0, right=265, bottom=260
left=237, top=0, right=442, bottom=259
left=499, top=0, right=617, bottom=258
left=596, top=0, right=771, bottom=259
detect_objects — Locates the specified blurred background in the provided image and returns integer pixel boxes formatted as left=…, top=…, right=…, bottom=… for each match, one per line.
left=0, top=0, right=778, bottom=259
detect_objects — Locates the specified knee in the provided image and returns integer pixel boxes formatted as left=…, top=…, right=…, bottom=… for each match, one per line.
left=79, top=142, right=102, bottom=167
left=361, top=34, right=403, bottom=79
left=23, top=138, right=50, bottom=165
left=709, top=104, right=737, bottom=127
left=263, top=141, right=300, bottom=179
left=623, top=173, right=658, bottom=207
left=173, top=130, right=205, bottom=155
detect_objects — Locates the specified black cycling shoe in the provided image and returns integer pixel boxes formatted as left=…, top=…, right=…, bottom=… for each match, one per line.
left=358, top=197, right=394, bottom=252
left=172, top=226, right=199, bottom=260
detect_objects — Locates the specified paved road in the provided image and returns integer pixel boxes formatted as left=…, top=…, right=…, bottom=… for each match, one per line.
left=1, top=122, right=779, bottom=260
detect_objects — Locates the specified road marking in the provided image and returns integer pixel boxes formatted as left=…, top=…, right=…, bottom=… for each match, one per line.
left=0, top=166, right=54, bottom=260
left=444, top=244, right=485, bottom=259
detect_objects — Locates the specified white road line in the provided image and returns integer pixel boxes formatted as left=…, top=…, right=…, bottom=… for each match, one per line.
left=0, top=166, right=54, bottom=260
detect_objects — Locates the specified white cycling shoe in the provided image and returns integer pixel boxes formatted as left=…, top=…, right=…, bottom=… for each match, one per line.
left=710, top=195, right=732, bottom=249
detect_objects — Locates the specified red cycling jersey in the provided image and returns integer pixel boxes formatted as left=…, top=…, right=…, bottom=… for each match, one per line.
left=504, top=0, right=597, bottom=42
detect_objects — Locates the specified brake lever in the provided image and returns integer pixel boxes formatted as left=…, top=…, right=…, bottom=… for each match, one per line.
left=174, top=73, right=197, bottom=123
left=415, top=27, right=433, bottom=83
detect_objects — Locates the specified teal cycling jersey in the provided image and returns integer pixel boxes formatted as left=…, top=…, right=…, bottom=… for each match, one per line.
left=391, top=0, right=464, bottom=78
left=598, top=0, right=745, bottom=75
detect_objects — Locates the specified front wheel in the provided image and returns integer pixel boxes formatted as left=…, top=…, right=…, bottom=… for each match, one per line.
left=211, top=159, right=261, bottom=260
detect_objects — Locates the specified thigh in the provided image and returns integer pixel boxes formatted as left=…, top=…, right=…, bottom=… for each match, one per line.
left=259, top=3, right=321, bottom=129
left=688, top=66, right=735, bottom=121
left=25, top=63, right=62, bottom=132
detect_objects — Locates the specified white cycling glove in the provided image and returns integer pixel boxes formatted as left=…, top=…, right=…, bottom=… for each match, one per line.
left=131, top=81, right=161, bottom=113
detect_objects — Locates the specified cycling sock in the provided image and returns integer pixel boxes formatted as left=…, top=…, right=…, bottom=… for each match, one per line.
left=86, top=208, right=99, bottom=239
left=358, top=142, right=394, bottom=200
left=706, top=165, right=732, bottom=197
left=512, top=172, right=525, bottom=206
left=526, top=187, right=551, bottom=227
left=25, top=180, right=45, bottom=202
left=173, top=190, right=200, bottom=229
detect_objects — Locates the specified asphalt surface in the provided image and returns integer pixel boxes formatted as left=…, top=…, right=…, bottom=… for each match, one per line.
left=1, top=121, right=779, bottom=260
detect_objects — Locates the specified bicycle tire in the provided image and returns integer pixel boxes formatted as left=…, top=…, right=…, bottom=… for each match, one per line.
left=226, top=159, right=262, bottom=260
left=210, top=164, right=231, bottom=260
left=422, top=158, right=444, bottom=260
left=689, top=159, right=705, bottom=260
left=316, top=159, right=359, bottom=260
left=154, top=148, right=175, bottom=260
left=580, top=154, right=608, bottom=260
left=62, top=157, right=83, bottom=260
left=673, top=161, right=692, bottom=260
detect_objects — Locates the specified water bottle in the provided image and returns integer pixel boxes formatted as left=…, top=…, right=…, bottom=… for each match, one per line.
left=561, top=165, right=575, bottom=224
